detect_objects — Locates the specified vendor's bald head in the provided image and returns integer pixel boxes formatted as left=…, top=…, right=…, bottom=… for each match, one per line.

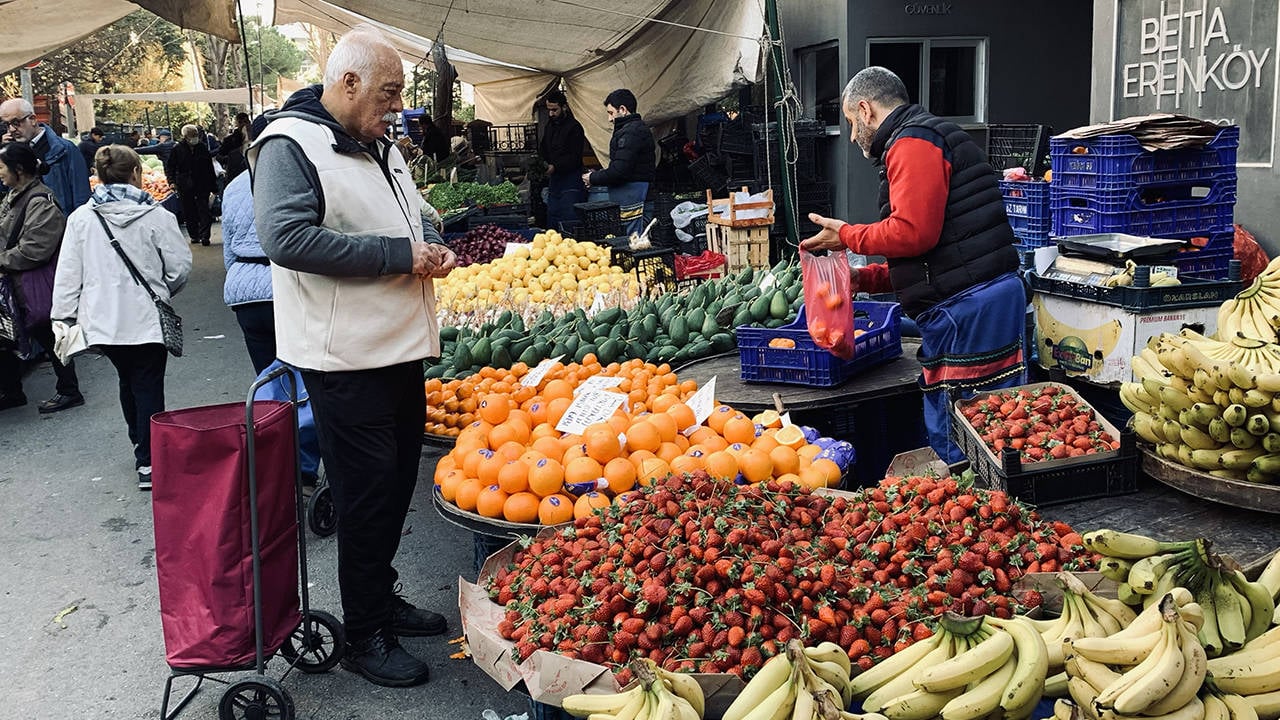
left=0, top=98, right=39, bottom=142
left=321, top=24, right=404, bottom=144
left=841, top=66, right=909, bottom=158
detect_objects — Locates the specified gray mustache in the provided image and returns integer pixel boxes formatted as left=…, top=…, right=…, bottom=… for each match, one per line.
left=381, top=112, right=398, bottom=123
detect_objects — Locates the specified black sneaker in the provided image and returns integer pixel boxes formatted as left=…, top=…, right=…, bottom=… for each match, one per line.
left=138, top=466, right=152, bottom=492
left=201, top=240, right=210, bottom=246
left=0, top=394, right=27, bottom=411
left=38, top=393, right=85, bottom=414
left=388, top=593, right=447, bottom=637
left=340, top=629, right=430, bottom=687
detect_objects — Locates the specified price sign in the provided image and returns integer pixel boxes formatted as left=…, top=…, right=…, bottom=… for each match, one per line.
left=504, top=242, right=529, bottom=257
left=589, top=292, right=607, bottom=315
left=1150, top=265, right=1179, bottom=278
left=683, top=376, right=717, bottom=433
left=555, top=390, right=628, bottom=435
left=759, top=272, right=777, bottom=292
left=519, top=355, right=564, bottom=388
left=574, top=375, right=624, bottom=396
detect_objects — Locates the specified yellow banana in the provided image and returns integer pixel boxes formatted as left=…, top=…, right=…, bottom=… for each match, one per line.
left=563, top=685, right=646, bottom=717
left=850, top=631, right=945, bottom=698
left=1044, top=671, right=1069, bottom=699
left=917, top=629, right=1015, bottom=692
left=881, top=687, right=964, bottom=720
left=1099, top=618, right=1183, bottom=714
left=655, top=666, right=706, bottom=719
left=1244, top=688, right=1280, bottom=720
left=803, top=642, right=852, bottom=677
left=1141, top=620, right=1207, bottom=716
left=862, top=635, right=957, bottom=712
left=1204, top=693, right=1231, bottom=720
left=984, top=616, right=1047, bottom=718
left=723, top=654, right=793, bottom=720
left=1064, top=648, right=1122, bottom=694
left=1224, top=692, right=1262, bottom=720
left=1257, top=551, right=1280, bottom=600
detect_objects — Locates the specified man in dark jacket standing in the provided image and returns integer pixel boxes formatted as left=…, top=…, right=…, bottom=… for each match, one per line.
left=168, top=124, right=217, bottom=245
left=801, top=67, right=1025, bottom=463
left=539, top=90, right=586, bottom=234
left=77, top=127, right=104, bottom=174
left=583, top=88, right=654, bottom=236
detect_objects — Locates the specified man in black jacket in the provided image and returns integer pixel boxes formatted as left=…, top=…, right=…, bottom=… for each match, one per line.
left=77, top=127, right=104, bottom=174
left=168, top=124, right=218, bottom=245
left=539, top=90, right=585, bottom=233
left=583, top=88, right=654, bottom=236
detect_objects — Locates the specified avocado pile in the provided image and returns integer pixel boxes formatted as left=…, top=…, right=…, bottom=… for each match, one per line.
left=425, top=262, right=804, bottom=379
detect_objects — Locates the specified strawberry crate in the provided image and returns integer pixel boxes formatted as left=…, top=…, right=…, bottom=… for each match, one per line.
left=1000, top=180, right=1052, bottom=247
left=737, top=302, right=902, bottom=387
left=1050, top=125, right=1238, bottom=191
left=951, top=382, right=1139, bottom=506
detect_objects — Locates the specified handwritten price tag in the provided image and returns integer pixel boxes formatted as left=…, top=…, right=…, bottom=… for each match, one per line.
left=574, top=375, right=624, bottom=396
left=519, top=355, right=564, bottom=388
left=589, top=291, right=607, bottom=315
left=555, top=390, right=628, bottom=435
left=684, top=376, right=717, bottom=431
left=503, top=242, right=529, bottom=258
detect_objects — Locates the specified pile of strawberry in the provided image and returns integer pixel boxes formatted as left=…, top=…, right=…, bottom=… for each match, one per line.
left=487, top=471, right=1095, bottom=682
left=960, top=385, right=1121, bottom=464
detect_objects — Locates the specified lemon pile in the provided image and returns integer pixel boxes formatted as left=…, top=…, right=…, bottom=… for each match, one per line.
left=436, top=230, right=639, bottom=313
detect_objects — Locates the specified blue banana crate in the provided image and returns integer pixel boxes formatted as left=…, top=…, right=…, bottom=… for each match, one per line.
left=1050, top=125, right=1238, bottom=191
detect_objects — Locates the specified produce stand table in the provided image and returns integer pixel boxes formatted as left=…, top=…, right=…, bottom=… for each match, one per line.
left=1140, top=447, right=1280, bottom=516
left=674, top=341, right=926, bottom=485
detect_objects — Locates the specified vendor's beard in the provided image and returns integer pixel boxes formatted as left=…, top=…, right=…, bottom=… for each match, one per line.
left=855, top=117, right=875, bottom=159
left=381, top=112, right=398, bottom=124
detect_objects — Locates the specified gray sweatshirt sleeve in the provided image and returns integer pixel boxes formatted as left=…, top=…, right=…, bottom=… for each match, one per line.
left=252, top=136, right=414, bottom=277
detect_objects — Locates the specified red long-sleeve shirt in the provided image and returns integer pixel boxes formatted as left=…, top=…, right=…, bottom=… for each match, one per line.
left=839, top=134, right=952, bottom=294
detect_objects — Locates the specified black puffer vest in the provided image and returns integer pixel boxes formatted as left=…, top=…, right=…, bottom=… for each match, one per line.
left=871, top=104, right=1018, bottom=318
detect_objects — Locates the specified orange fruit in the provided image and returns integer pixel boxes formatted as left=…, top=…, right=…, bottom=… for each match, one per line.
left=504, top=491, right=542, bottom=523
left=638, top=457, right=671, bottom=487
left=769, top=445, right=801, bottom=476
left=738, top=448, right=774, bottom=484
left=564, top=456, right=604, bottom=488
left=751, top=410, right=783, bottom=428
left=537, top=493, right=575, bottom=524
left=561, top=442, right=590, bottom=465
left=687, top=426, right=717, bottom=445
left=543, top=378, right=575, bottom=402
left=649, top=393, right=677, bottom=414
left=752, top=434, right=780, bottom=454
left=475, top=484, right=510, bottom=518
left=434, top=454, right=458, bottom=478
left=574, top=491, right=611, bottom=520
left=776, top=472, right=802, bottom=488
left=775, top=425, right=807, bottom=449
left=625, top=421, right=662, bottom=453
left=607, top=412, right=630, bottom=435
left=530, top=435, right=562, bottom=459
left=725, top=442, right=749, bottom=458
left=477, top=453, right=506, bottom=486
left=811, top=458, right=843, bottom=487
left=798, top=443, right=823, bottom=463
left=628, top=449, right=656, bottom=472
left=437, top=470, right=466, bottom=502
left=700, top=435, right=729, bottom=453
left=488, top=421, right=527, bottom=450
left=461, top=447, right=493, bottom=478
left=528, top=457, right=566, bottom=497
left=585, top=428, right=623, bottom=464
left=603, top=457, right=637, bottom=495
left=496, top=440, right=527, bottom=461
left=647, top=412, right=679, bottom=444
left=669, top=453, right=703, bottom=476
left=722, top=416, right=757, bottom=446
left=666, top=402, right=697, bottom=431
left=526, top=400, right=548, bottom=426
left=797, top=466, right=829, bottom=492
left=477, top=394, right=510, bottom=425
left=454, top=478, right=482, bottom=511
left=519, top=449, right=546, bottom=467
left=706, top=405, right=736, bottom=433
left=656, top=441, right=683, bottom=464
left=704, top=450, right=739, bottom=482
left=546, top=397, right=573, bottom=426
left=497, top=460, right=530, bottom=494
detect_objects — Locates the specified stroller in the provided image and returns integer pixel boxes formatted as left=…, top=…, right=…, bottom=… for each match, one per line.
left=151, top=366, right=344, bottom=720
left=252, top=360, right=336, bottom=537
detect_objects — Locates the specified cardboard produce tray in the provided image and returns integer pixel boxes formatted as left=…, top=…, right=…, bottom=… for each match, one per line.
left=951, top=382, right=1138, bottom=506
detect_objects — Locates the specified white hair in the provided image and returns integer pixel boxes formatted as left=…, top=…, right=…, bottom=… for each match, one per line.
left=324, top=24, right=398, bottom=87
left=181, top=124, right=199, bottom=139
left=0, top=98, right=33, bottom=115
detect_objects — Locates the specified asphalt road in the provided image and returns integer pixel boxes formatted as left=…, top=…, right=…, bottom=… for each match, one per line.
left=0, top=224, right=526, bottom=719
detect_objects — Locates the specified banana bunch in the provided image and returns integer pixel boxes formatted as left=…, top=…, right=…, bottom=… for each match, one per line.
left=1216, top=258, right=1280, bottom=343
left=1255, top=551, right=1280, bottom=626
left=1032, top=572, right=1140, bottom=681
left=850, top=613, right=1048, bottom=720
left=1122, top=330, right=1280, bottom=483
left=1207, top=625, right=1280, bottom=704
left=562, top=659, right=704, bottom=720
left=1101, top=260, right=1181, bottom=288
left=1063, top=593, right=1208, bottom=720
left=1084, top=530, right=1275, bottom=657
left=1047, top=692, right=1256, bottom=720
left=721, top=641, right=877, bottom=720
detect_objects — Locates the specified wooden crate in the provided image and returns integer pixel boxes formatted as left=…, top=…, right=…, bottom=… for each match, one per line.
left=706, top=187, right=775, bottom=227
left=706, top=223, right=770, bottom=272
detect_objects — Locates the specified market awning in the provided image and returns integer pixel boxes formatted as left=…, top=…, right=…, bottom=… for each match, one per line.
left=0, top=0, right=239, bottom=76
left=271, top=0, right=764, bottom=162
left=72, top=87, right=270, bottom=133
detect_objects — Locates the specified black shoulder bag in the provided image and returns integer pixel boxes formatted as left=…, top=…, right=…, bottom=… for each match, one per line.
left=93, top=211, right=183, bottom=357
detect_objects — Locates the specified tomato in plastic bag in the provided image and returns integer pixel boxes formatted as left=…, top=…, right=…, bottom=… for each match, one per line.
left=800, top=249, right=856, bottom=359
left=1235, top=224, right=1269, bottom=284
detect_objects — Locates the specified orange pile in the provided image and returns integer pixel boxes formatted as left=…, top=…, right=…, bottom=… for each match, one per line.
left=432, top=356, right=845, bottom=526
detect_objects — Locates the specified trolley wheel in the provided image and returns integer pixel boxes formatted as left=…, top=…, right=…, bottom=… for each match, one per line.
left=306, top=484, right=336, bottom=537
left=218, top=677, right=294, bottom=720
left=279, top=609, right=345, bottom=673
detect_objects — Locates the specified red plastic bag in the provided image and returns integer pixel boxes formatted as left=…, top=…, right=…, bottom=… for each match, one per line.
left=1235, top=224, right=1269, bottom=284
left=675, top=250, right=727, bottom=279
left=800, top=249, right=856, bottom=359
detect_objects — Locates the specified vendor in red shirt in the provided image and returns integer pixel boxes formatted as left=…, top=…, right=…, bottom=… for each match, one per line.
left=802, top=67, right=1026, bottom=463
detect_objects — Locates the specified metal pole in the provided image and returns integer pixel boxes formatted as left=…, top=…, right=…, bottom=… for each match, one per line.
left=236, top=1, right=254, bottom=111
left=19, top=68, right=33, bottom=104
left=764, top=0, right=798, bottom=247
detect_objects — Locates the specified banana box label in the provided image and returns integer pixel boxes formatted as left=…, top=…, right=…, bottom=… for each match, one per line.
left=1034, top=295, right=1219, bottom=384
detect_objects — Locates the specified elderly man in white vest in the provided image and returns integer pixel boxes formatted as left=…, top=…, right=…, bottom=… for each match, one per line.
left=247, top=24, right=456, bottom=688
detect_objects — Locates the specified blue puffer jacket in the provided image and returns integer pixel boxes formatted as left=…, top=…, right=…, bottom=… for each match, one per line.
left=38, top=124, right=90, bottom=214
left=221, top=172, right=272, bottom=307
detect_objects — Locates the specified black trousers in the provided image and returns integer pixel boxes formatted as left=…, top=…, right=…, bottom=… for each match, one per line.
left=0, top=320, right=81, bottom=398
left=101, top=344, right=167, bottom=468
left=233, top=302, right=276, bottom=375
left=302, top=360, right=425, bottom=640
left=178, top=189, right=212, bottom=241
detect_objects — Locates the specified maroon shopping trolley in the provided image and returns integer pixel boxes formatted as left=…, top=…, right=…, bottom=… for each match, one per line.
left=151, top=366, right=344, bottom=720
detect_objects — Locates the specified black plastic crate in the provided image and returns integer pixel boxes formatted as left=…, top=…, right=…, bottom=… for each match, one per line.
left=572, top=200, right=622, bottom=243
left=987, top=123, right=1053, bottom=176
left=1028, top=265, right=1240, bottom=311
left=689, top=155, right=728, bottom=192
left=486, top=123, right=538, bottom=154
left=951, top=383, right=1139, bottom=506
left=478, top=202, right=529, bottom=217
left=468, top=213, right=528, bottom=231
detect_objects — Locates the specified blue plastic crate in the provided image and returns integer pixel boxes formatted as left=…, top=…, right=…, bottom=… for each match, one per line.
left=1050, top=126, right=1238, bottom=191
left=737, top=302, right=903, bottom=387
left=1172, top=231, right=1234, bottom=279
left=1050, top=180, right=1235, bottom=238
left=1000, top=179, right=1053, bottom=246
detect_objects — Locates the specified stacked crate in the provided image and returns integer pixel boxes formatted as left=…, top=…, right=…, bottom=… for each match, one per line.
left=1049, top=126, right=1239, bottom=279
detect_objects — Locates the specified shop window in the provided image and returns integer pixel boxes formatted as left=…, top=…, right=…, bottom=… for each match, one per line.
left=795, top=41, right=841, bottom=128
left=868, top=38, right=987, bottom=124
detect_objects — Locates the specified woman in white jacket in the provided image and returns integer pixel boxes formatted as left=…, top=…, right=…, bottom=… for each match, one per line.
left=52, top=145, right=192, bottom=490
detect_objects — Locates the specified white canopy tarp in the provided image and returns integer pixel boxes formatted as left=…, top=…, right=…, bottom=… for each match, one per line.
left=0, top=0, right=239, bottom=76
left=272, top=0, right=764, bottom=162
left=72, top=88, right=265, bottom=132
